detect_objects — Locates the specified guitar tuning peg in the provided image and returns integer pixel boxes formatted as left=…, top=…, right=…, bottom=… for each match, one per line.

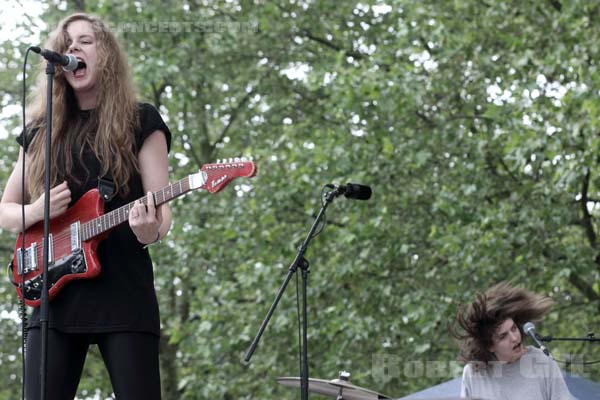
left=228, top=157, right=233, bottom=163
left=234, top=157, right=241, bottom=162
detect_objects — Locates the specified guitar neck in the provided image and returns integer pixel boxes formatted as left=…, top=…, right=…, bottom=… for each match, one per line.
left=78, top=159, right=256, bottom=241
left=80, top=177, right=193, bottom=241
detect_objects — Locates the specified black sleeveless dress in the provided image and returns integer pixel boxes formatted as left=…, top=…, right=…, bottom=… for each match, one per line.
left=19, top=103, right=172, bottom=337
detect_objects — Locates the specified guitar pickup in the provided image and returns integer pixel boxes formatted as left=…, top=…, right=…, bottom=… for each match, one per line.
left=16, top=243, right=38, bottom=275
left=70, top=221, right=81, bottom=251
left=48, top=233, right=54, bottom=264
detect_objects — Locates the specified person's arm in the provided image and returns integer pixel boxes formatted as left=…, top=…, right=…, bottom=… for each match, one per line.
left=128, top=130, right=172, bottom=244
left=0, top=148, right=71, bottom=233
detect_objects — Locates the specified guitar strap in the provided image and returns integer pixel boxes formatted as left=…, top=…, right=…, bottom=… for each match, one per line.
left=97, top=174, right=116, bottom=202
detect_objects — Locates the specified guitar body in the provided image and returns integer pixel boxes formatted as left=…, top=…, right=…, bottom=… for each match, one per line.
left=12, top=189, right=106, bottom=307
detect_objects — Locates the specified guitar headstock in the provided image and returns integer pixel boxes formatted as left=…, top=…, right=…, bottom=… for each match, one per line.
left=198, top=157, right=257, bottom=193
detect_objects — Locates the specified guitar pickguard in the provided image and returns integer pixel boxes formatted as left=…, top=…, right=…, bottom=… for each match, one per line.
left=20, top=249, right=87, bottom=302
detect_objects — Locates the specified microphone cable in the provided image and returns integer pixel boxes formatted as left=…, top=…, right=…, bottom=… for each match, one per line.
left=18, top=45, right=37, bottom=400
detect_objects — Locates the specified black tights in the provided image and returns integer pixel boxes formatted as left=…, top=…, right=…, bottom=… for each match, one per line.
left=25, top=328, right=161, bottom=400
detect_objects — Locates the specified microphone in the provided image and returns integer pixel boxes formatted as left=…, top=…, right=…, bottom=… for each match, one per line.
left=30, top=46, right=79, bottom=71
left=328, top=183, right=372, bottom=200
left=523, top=322, right=550, bottom=357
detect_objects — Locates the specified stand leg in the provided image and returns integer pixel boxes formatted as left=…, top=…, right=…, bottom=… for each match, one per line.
left=300, top=260, right=309, bottom=400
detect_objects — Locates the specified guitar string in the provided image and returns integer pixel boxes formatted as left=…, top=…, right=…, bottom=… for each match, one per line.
left=27, top=178, right=191, bottom=267
left=24, top=164, right=251, bottom=269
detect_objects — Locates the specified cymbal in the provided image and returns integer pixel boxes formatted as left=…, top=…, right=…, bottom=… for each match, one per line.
left=277, top=376, right=391, bottom=400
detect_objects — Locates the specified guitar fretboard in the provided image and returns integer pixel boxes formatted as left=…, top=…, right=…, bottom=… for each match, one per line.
left=80, top=177, right=192, bottom=241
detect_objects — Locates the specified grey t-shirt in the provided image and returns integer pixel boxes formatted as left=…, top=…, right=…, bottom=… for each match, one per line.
left=460, top=347, right=573, bottom=400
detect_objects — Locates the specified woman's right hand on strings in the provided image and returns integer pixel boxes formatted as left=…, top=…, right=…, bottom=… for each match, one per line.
left=31, top=181, right=71, bottom=221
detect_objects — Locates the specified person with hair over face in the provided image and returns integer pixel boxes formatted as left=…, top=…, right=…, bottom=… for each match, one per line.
left=452, top=282, right=572, bottom=400
left=0, top=13, right=171, bottom=399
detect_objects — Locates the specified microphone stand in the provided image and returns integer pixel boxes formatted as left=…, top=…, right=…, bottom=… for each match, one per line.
left=541, top=333, right=600, bottom=343
left=244, top=188, right=342, bottom=400
left=38, top=60, right=56, bottom=400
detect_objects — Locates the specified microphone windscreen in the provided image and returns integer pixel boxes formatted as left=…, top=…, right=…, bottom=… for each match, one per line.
left=344, top=183, right=372, bottom=200
left=523, top=322, right=535, bottom=334
left=63, top=54, right=79, bottom=71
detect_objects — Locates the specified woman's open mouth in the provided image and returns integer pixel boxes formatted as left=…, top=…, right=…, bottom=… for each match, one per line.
left=74, top=60, right=87, bottom=78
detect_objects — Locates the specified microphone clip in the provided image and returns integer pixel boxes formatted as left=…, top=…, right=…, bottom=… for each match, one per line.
left=325, top=184, right=346, bottom=198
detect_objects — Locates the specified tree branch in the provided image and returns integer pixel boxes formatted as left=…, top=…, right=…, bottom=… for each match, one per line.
left=71, top=0, right=85, bottom=11
left=179, top=100, right=204, bottom=167
left=301, top=30, right=364, bottom=60
left=150, top=81, right=168, bottom=109
left=213, top=88, right=254, bottom=148
left=569, top=273, right=600, bottom=303
left=547, top=0, right=562, bottom=12
left=579, top=169, right=596, bottom=248
left=497, top=156, right=520, bottom=183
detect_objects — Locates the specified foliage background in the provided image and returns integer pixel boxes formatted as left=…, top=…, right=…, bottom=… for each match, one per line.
left=0, top=0, right=599, bottom=399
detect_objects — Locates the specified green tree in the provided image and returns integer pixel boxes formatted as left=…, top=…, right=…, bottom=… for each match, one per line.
left=0, top=0, right=599, bottom=399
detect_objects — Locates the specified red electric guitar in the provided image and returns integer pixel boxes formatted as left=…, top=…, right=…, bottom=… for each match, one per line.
left=10, top=159, right=257, bottom=307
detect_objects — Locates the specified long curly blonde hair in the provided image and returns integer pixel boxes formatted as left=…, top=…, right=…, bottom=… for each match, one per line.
left=25, top=13, right=138, bottom=199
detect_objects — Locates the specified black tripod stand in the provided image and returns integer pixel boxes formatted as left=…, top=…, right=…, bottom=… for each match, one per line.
left=243, top=183, right=371, bottom=400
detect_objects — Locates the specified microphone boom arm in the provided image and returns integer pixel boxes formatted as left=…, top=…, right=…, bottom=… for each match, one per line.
left=541, top=333, right=600, bottom=343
